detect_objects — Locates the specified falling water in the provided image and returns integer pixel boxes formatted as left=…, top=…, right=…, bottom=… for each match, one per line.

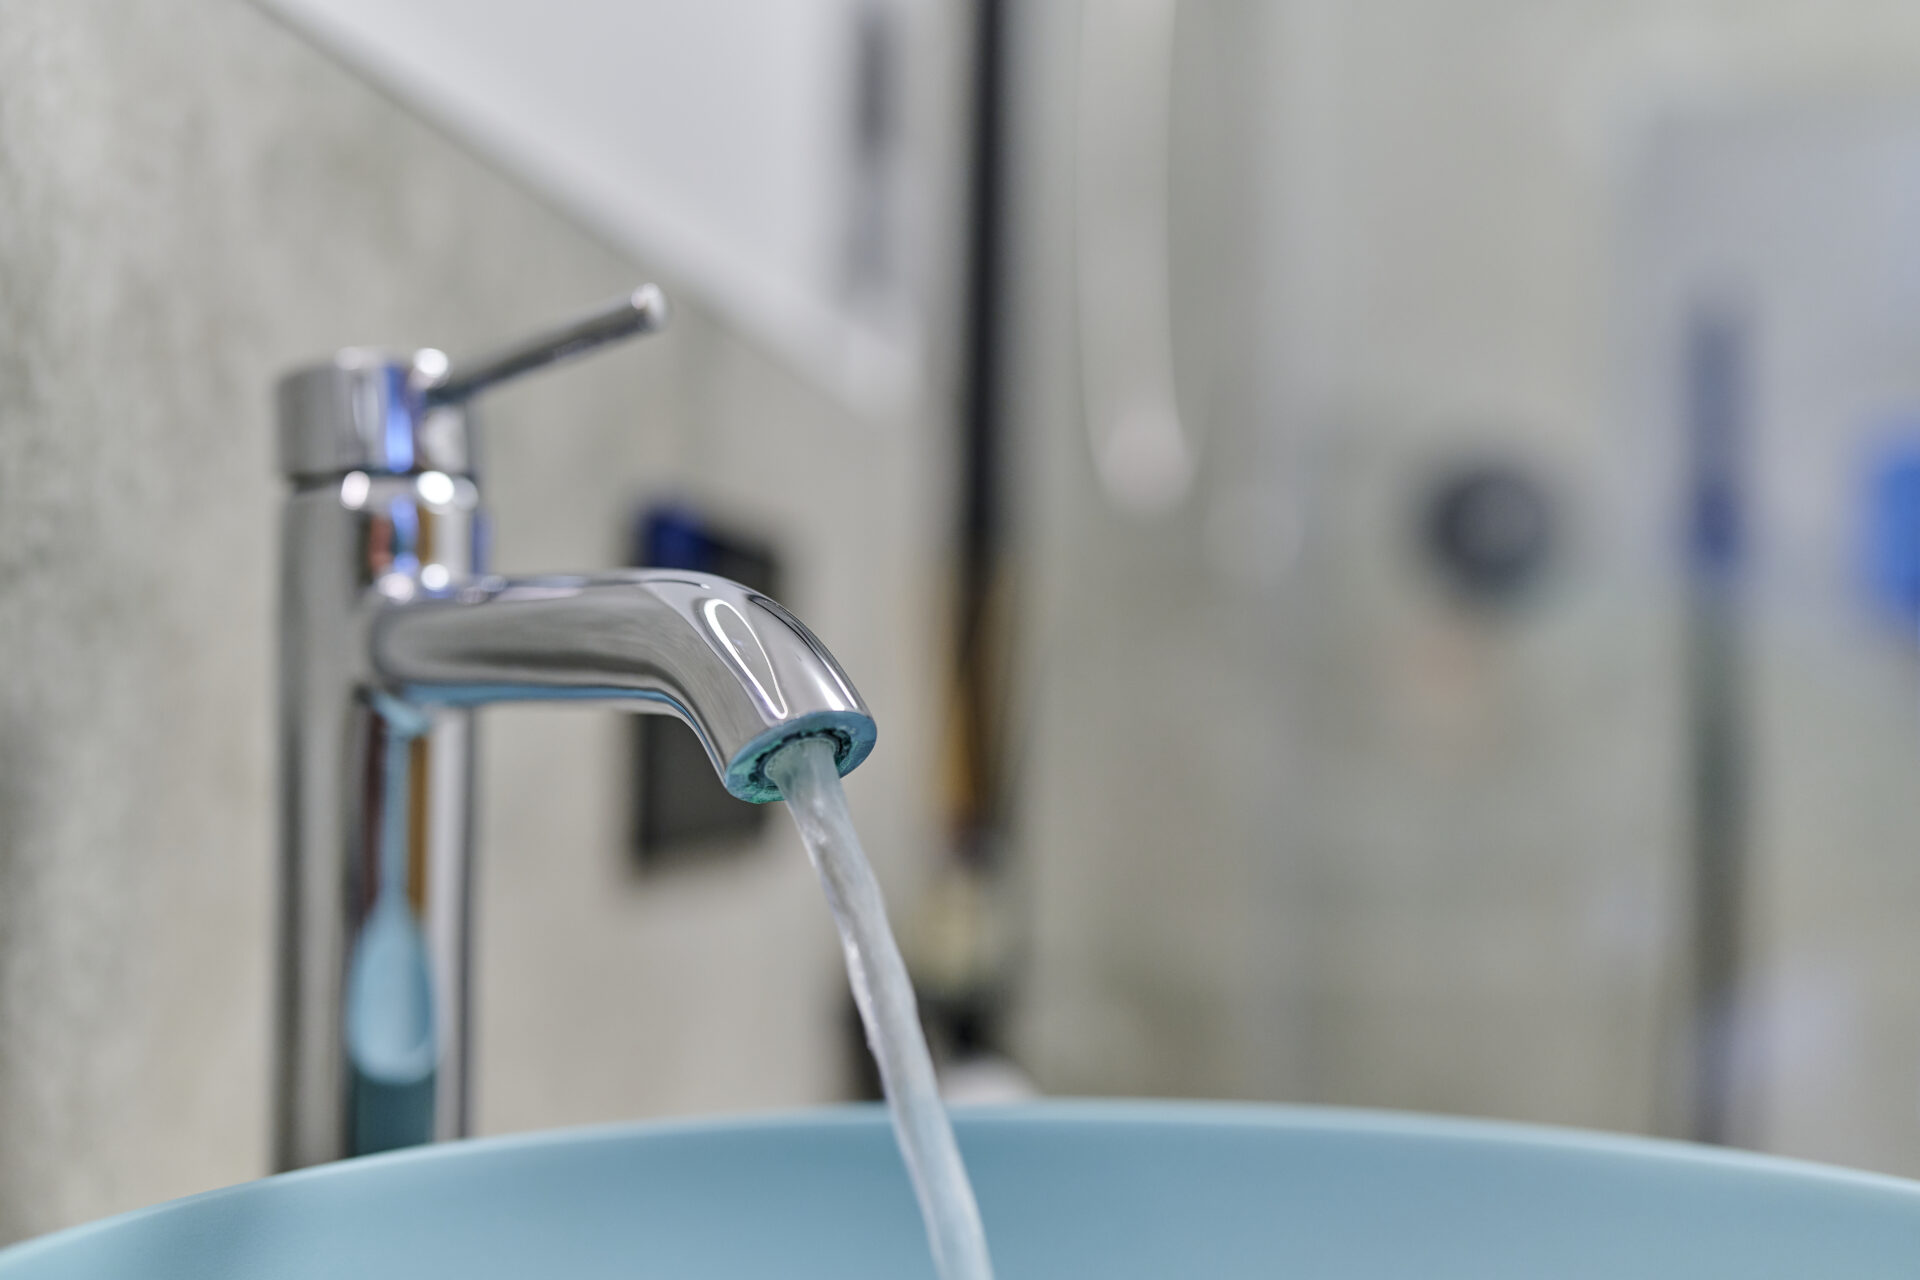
left=767, top=737, right=996, bottom=1280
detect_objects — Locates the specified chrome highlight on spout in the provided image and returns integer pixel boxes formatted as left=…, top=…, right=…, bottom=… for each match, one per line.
left=273, top=290, right=875, bottom=1170
left=371, top=572, right=874, bottom=802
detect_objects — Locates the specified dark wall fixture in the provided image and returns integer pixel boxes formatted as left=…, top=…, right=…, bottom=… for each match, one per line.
left=925, top=0, right=1016, bottom=1063
left=628, top=503, right=781, bottom=865
left=1418, top=458, right=1557, bottom=607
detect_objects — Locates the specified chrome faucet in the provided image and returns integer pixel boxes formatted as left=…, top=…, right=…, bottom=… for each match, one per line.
left=273, top=289, right=876, bottom=1170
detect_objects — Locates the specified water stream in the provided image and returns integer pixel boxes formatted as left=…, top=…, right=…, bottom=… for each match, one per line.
left=767, top=737, right=996, bottom=1280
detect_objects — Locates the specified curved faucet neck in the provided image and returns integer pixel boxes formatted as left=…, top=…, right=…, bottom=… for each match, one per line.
left=372, top=571, right=874, bottom=801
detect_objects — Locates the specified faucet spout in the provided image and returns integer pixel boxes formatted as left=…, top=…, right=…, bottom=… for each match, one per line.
left=372, top=571, right=875, bottom=802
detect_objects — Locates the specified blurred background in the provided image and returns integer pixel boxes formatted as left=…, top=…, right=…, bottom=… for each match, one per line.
left=9, top=0, right=1920, bottom=1244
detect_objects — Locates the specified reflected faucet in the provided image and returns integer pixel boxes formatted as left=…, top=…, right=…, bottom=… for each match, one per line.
left=273, top=289, right=876, bottom=1170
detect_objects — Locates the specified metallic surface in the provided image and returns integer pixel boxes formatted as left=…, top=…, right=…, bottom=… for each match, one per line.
left=429, top=286, right=668, bottom=405
left=276, top=466, right=482, bottom=1170
left=275, top=289, right=667, bottom=482
left=276, top=349, right=469, bottom=480
left=273, top=291, right=874, bottom=1170
left=374, top=572, right=873, bottom=803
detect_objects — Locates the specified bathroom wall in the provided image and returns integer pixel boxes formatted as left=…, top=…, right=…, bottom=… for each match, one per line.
left=1002, top=0, right=1303, bottom=1103
left=1007, top=0, right=1920, bottom=1175
left=0, top=0, right=952, bottom=1243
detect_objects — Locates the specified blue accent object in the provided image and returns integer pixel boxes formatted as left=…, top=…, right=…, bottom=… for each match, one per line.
left=1863, top=435, right=1920, bottom=626
left=345, top=890, right=436, bottom=1087
left=1685, top=307, right=1747, bottom=580
left=639, top=502, right=717, bottom=571
left=382, top=364, right=416, bottom=475
left=343, top=702, right=438, bottom=1155
left=5, top=1103, right=1920, bottom=1277
left=386, top=497, right=421, bottom=581
left=724, top=708, right=878, bottom=804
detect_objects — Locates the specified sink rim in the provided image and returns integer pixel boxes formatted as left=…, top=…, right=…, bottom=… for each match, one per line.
left=7, top=1098, right=1919, bottom=1268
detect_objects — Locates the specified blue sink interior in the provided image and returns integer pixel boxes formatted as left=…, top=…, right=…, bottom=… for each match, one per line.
left=5, top=1101, right=1920, bottom=1278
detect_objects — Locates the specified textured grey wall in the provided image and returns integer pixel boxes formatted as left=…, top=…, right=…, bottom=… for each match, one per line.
left=0, top=0, right=947, bottom=1243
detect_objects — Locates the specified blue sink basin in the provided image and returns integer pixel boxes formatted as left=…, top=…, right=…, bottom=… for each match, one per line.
left=4, top=1102, right=1918, bottom=1277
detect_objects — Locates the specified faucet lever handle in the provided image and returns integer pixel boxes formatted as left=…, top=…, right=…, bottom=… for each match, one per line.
left=425, top=285, right=669, bottom=406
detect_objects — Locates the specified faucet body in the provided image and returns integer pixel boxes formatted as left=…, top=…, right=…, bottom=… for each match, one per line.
left=273, top=294, right=873, bottom=1170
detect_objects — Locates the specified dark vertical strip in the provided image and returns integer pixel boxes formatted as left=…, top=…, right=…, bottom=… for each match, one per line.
left=842, top=0, right=1013, bottom=1099
left=955, top=0, right=1007, bottom=850
left=1683, top=303, right=1751, bottom=1145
